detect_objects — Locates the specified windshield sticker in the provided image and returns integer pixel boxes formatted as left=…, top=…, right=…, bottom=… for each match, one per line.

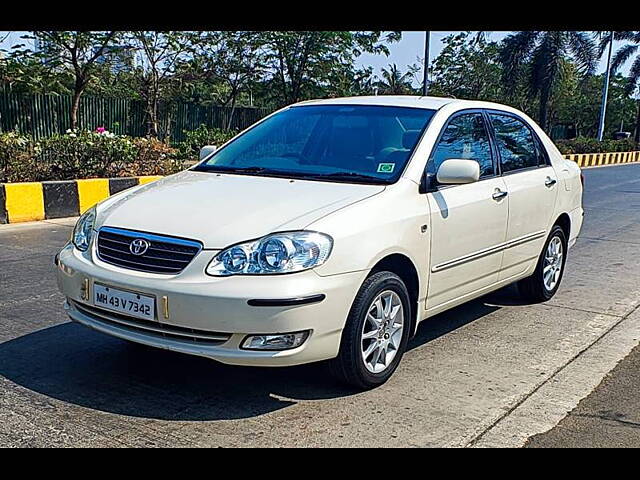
left=377, top=163, right=395, bottom=174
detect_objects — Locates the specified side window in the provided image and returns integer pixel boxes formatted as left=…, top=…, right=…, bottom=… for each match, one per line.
left=489, top=114, right=539, bottom=173
left=534, top=137, right=550, bottom=166
left=428, top=113, right=494, bottom=178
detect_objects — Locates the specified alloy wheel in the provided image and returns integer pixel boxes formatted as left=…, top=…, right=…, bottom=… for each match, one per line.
left=361, top=290, right=404, bottom=374
left=543, top=235, right=564, bottom=291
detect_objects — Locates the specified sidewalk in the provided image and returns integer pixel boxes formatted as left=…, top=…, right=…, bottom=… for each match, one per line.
left=525, top=343, right=640, bottom=448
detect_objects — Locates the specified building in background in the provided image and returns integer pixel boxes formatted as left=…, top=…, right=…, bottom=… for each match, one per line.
left=94, top=44, right=136, bottom=73
left=32, top=33, right=136, bottom=73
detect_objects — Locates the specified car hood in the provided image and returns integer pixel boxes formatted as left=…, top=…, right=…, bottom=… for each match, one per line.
left=96, top=170, right=385, bottom=248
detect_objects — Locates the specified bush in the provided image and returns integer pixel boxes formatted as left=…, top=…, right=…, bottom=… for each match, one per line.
left=0, top=132, right=37, bottom=183
left=0, top=129, right=187, bottom=182
left=121, top=137, right=182, bottom=177
left=175, top=125, right=237, bottom=162
left=556, top=137, right=640, bottom=155
left=35, top=129, right=138, bottom=180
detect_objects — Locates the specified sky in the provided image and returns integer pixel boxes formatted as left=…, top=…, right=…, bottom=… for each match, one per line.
left=1, top=30, right=630, bottom=87
left=357, top=31, right=508, bottom=86
left=357, top=31, right=629, bottom=87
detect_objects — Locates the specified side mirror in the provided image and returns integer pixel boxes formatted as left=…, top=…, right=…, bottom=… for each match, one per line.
left=436, top=159, right=480, bottom=185
left=199, top=145, right=217, bottom=161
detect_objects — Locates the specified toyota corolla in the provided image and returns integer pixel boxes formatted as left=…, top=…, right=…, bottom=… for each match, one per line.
left=55, top=96, right=584, bottom=389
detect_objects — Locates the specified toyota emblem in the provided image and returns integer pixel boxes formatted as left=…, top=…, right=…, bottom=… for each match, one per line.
left=129, top=238, right=150, bottom=256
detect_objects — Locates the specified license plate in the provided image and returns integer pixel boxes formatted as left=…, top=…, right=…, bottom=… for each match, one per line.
left=93, top=283, right=156, bottom=321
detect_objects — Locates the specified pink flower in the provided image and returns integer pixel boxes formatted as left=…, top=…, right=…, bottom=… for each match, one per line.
left=96, top=126, right=106, bottom=134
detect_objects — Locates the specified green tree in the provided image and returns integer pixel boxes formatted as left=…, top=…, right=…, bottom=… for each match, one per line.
left=10, top=31, right=119, bottom=129
left=84, top=63, right=141, bottom=100
left=0, top=54, right=69, bottom=95
left=499, top=31, right=598, bottom=131
left=599, top=31, right=640, bottom=141
left=429, top=32, right=504, bottom=101
left=374, top=63, right=418, bottom=95
left=261, top=31, right=401, bottom=105
left=127, top=31, right=192, bottom=137
left=325, top=65, right=377, bottom=98
left=183, top=31, right=266, bottom=129
left=554, top=68, right=637, bottom=138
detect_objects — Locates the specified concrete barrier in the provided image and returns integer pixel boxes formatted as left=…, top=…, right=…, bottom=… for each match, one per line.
left=564, top=151, right=640, bottom=168
left=0, top=176, right=162, bottom=224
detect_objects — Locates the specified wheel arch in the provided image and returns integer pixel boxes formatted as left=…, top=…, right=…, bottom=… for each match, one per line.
left=553, top=212, right=571, bottom=239
left=369, top=253, right=420, bottom=337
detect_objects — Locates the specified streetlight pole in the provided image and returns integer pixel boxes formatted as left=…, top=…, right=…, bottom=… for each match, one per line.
left=422, top=31, right=431, bottom=96
left=597, top=31, right=615, bottom=142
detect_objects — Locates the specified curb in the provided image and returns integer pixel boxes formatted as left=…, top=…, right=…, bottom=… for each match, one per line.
left=564, top=151, right=640, bottom=168
left=0, top=176, right=162, bottom=224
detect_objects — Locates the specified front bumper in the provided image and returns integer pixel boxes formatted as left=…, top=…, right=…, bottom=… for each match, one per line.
left=56, top=243, right=367, bottom=366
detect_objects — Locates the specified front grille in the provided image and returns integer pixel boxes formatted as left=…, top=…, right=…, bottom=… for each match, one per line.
left=71, top=300, right=231, bottom=345
left=96, top=227, right=202, bottom=274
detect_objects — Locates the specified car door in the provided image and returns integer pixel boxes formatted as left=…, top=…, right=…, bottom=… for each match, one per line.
left=425, top=111, right=509, bottom=312
left=486, top=111, right=559, bottom=281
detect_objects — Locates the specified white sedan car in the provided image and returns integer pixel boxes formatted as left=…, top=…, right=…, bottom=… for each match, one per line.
left=56, top=96, right=583, bottom=389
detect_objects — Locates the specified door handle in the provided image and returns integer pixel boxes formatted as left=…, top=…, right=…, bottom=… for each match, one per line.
left=545, top=177, right=557, bottom=187
left=492, top=190, right=508, bottom=201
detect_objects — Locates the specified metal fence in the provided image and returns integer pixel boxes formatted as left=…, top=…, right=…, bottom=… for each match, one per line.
left=0, top=91, right=271, bottom=142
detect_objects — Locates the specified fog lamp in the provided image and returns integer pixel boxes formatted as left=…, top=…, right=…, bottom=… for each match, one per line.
left=241, top=331, right=310, bottom=351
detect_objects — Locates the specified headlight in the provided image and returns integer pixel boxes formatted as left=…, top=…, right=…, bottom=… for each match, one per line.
left=206, top=231, right=333, bottom=276
left=72, top=207, right=96, bottom=252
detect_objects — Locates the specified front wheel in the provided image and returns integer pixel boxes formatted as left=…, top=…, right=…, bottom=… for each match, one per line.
left=518, top=225, right=567, bottom=302
left=328, top=271, right=411, bottom=390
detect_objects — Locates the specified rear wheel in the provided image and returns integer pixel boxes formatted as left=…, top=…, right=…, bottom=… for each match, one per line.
left=328, top=271, right=411, bottom=390
left=518, top=225, right=567, bottom=302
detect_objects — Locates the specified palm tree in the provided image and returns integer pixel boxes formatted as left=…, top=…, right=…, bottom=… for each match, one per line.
left=375, top=64, right=418, bottom=95
left=498, top=31, right=598, bottom=131
left=598, top=31, right=640, bottom=142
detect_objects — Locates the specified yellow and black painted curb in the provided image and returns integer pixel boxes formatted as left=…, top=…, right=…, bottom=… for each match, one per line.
left=0, top=176, right=162, bottom=224
left=564, top=151, right=640, bottom=168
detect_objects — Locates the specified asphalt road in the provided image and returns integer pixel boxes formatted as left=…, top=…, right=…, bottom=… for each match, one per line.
left=2, top=163, right=640, bottom=448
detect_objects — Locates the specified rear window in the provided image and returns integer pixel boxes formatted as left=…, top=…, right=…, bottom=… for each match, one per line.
left=489, top=114, right=539, bottom=173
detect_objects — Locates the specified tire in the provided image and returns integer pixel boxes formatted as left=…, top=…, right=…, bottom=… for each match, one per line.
left=328, top=271, right=412, bottom=390
left=518, top=225, right=568, bottom=303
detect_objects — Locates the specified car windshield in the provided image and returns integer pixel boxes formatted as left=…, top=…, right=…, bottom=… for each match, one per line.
left=194, top=104, right=436, bottom=184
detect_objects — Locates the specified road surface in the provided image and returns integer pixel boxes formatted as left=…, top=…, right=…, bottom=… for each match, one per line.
left=1, top=163, right=640, bottom=447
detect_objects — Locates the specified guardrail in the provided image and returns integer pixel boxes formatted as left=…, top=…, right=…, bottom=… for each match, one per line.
left=2, top=151, right=640, bottom=224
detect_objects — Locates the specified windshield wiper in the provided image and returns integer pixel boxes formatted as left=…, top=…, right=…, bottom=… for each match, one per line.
left=194, top=165, right=268, bottom=174
left=194, top=165, right=388, bottom=184
left=320, top=172, right=389, bottom=184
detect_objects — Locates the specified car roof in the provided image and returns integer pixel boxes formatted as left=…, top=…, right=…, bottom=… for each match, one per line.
left=291, top=95, right=523, bottom=115
left=292, top=95, right=455, bottom=110
left=290, top=95, right=533, bottom=124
